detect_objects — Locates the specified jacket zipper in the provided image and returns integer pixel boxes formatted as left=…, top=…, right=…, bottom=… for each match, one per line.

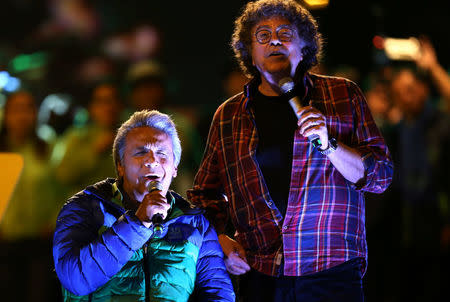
left=143, top=243, right=150, bottom=302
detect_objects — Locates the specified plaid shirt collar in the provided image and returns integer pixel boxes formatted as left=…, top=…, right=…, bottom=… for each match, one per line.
left=243, top=73, right=314, bottom=108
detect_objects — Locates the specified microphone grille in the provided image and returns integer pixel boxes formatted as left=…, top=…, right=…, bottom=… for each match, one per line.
left=278, top=77, right=295, bottom=94
left=148, top=180, right=162, bottom=192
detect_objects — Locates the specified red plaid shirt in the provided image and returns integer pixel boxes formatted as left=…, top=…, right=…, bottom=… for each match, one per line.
left=187, top=73, right=393, bottom=276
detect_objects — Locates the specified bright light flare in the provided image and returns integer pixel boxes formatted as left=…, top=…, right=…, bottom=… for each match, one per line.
left=383, top=37, right=421, bottom=61
left=0, top=71, right=9, bottom=89
left=0, top=71, right=21, bottom=92
left=304, top=0, right=330, bottom=9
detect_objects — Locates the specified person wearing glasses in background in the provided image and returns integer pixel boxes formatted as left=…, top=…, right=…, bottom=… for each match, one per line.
left=187, top=0, right=393, bottom=301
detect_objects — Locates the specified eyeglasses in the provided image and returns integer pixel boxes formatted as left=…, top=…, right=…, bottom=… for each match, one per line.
left=254, top=27, right=295, bottom=44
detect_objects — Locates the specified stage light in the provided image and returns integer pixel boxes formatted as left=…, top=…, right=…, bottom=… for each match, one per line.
left=38, top=94, right=71, bottom=124
left=3, top=77, right=20, bottom=92
left=0, top=71, right=21, bottom=92
left=10, top=52, right=48, bottom=73
left=372, top=35, right=384, bottom=50
left=37, top=93, right=73, bottom=143
left=303, top=0, right=329, bottom=9
left=0, top=71, right=8, bottom=89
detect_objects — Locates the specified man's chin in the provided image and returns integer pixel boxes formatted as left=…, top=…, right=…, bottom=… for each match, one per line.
left=265, top=64, right=293, bottom=79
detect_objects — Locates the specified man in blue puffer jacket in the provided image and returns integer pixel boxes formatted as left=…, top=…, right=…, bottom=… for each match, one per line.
left=53, top=109, right=235, bottom=302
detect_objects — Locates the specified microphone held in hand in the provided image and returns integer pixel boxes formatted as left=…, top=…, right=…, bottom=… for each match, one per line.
left=147, top=180, right=164, bottom=236
left=147, top=180, right=163, bottom=192
left=278, top=77, right=322, bottom=148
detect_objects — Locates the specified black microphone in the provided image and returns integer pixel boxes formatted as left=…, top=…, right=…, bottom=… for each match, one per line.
left=278, top=77, right=322, bottom=148
left=147, top=180, right=164, bottom=235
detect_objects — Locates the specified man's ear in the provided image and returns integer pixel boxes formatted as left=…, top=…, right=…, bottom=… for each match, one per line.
left=117, top=161, right=124, bottom=178
left=172, top=167, right=178, bottom=178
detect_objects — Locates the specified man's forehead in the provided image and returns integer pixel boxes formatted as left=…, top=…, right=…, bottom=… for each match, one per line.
left=127, top=127, right=171, bottom=146
left=254, top=16, right=292, bottom=28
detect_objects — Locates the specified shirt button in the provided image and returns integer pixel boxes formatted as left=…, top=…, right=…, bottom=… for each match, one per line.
left=268, top=202, right=273, bottom=206
left=282, top=226, right=287, bottom=231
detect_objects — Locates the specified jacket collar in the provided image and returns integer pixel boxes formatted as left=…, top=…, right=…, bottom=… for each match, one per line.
left=84, top=178, right=200, bottom=217
left=110, top=180, right=176, bottom=213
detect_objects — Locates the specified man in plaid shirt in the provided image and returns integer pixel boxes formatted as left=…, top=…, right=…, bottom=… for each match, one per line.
left=188, top=0, right=393, bottom=301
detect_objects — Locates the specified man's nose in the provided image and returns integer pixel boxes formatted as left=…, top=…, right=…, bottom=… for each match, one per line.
left=270, top=36, right=282, bottom=45
left=144, top=153, right=159, bottom=167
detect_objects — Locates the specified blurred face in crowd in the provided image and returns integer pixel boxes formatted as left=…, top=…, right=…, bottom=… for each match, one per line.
left=366, top=82, right=391, bottom=118
left=251, top=16, right=304, bottom=81
left=130, top=80, right=165, bottom=111
left=89, top=84, right=122, bottom=128
left=117, top=126, right=177, bottom=202
left=391, top=70, right=429, bottom=119
left=4, top=91, right=37, bottom=141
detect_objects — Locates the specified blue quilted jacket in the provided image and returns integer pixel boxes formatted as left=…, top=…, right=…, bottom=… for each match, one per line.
left=53, top=178, right=235, bottom=302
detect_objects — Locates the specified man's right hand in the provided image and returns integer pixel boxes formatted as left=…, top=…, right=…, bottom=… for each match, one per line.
left=218, top=234, right=251, bottom=275
left=135, top=190, right=170, bottom=228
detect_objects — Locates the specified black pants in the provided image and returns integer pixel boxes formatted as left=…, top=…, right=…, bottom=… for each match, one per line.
left=238, top=258, right=364, bottom=302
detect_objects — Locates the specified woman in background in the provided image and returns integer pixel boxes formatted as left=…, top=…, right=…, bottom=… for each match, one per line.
left=0, top=90, right=61, bottom=301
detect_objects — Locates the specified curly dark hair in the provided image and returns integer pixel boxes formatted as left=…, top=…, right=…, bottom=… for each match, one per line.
left=231, top=0, right=323, bottom=78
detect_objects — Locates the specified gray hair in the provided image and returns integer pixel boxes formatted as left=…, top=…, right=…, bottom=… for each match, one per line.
left=113, top=110, right=182, bottom=175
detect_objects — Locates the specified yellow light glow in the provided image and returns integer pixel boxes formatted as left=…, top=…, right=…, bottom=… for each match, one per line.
left=0, top=153, right=23, bottom=222
left=304, top=0, right=330, bottom=9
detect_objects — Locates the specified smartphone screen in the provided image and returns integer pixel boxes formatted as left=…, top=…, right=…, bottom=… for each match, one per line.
left=384, top=37, right=421, bottom=61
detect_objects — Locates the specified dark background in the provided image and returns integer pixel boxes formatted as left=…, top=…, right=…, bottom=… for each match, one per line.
left=1, top=0, right=449, bottom=107
left=0, top=1, right=448, bottom=301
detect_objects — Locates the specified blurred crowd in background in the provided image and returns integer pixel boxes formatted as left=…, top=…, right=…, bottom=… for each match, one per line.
left=0, top=0, right=448, bottom=301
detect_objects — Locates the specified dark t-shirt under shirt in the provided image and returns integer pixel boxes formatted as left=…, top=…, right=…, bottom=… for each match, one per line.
left=249, top=89, right=298, bottom=217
